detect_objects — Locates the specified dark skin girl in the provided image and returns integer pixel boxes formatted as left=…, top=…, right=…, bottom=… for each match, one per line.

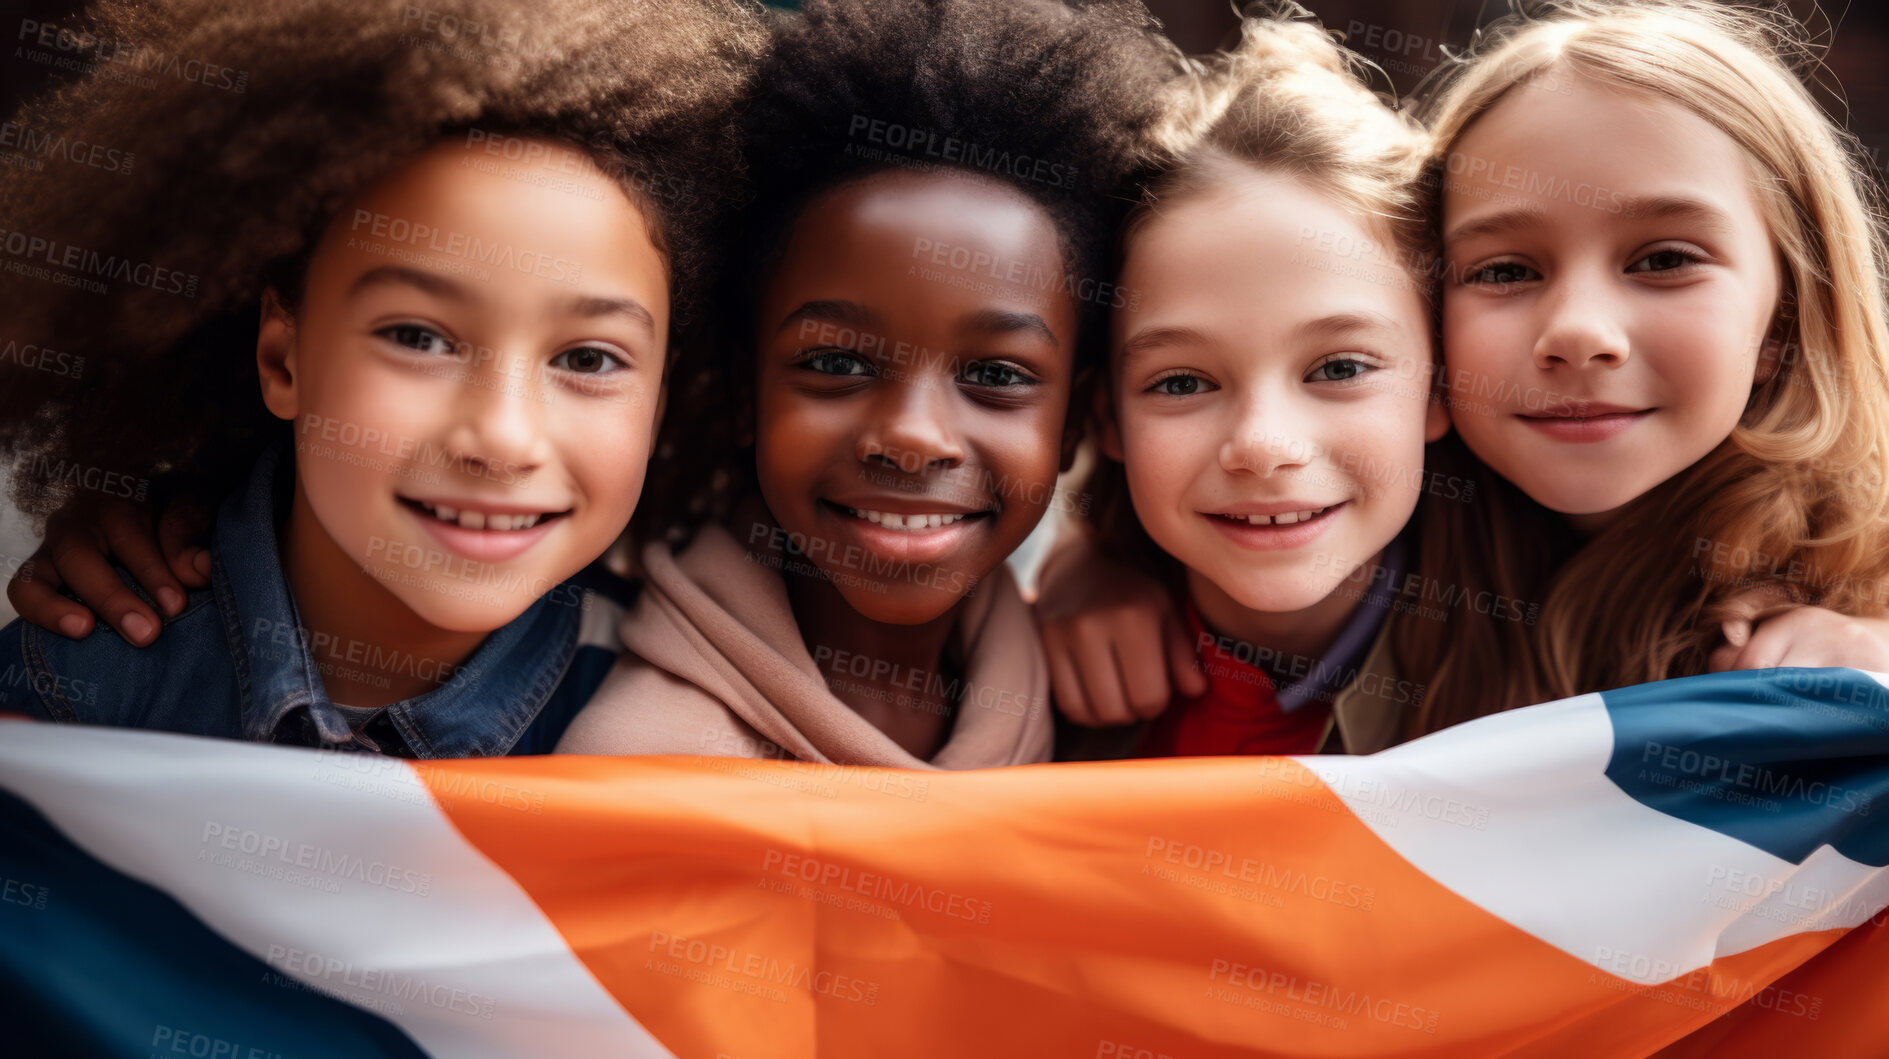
left=746, top=167, right=1080, bottom=757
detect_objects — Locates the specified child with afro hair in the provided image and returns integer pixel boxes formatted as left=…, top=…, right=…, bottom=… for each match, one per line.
left=556, top=0, right=1187, bottom=768
left=0, top=0, right=764, bottom=757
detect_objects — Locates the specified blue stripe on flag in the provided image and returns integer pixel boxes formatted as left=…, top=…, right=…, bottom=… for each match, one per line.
left=0, top=785, right=431, bottom=1058
left=1603, top=667, right=1889, bottom=867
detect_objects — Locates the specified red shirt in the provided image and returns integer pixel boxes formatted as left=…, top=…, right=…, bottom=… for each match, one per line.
left=1137, top=601, right=1333, bottom=758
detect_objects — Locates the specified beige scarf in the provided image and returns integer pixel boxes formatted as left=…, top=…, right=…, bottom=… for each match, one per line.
left=556, top=524, right=1053, bottom=768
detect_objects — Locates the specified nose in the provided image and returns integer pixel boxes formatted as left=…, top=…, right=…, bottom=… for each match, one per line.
left=858, top=376, right=965, bottom=474
left=443, top=349, right=547, bottom=482
left=1219, top=388, right=1318, bottom=476
left=1532, top=270, right=1631, bottom=371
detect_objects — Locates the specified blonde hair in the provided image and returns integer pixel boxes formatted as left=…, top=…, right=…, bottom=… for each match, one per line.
left=1401, top=0, right=1889, bottom=733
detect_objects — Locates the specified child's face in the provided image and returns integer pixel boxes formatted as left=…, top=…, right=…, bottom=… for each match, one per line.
left=1441, top=73, right=1782, bottom=527
left=753, top=169, right=1079, bottom=624
left=266, top=136, right=669, bottom=631
left=1105, top=172, right=1443, bottom=613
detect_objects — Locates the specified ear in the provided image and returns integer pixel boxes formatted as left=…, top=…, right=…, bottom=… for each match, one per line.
left=1424, top=361, right=1451, bottom=443
left=1754, top=320, right=1790, bottom=388
left=1059, top=365, right=1095, bottom=472
left=647, top=370, right=670, bottom=453
left=256, top=289, right=299, bottom=422
left=1093, top=368, right=1126, bottom=463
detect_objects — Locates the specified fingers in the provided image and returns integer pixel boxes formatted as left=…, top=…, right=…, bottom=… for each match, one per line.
left=1165, top=611, right=1208, bottom=699
left=1115, top=634, right=1174, bottom=721
left=100, top=502, right=187, bottom=617
left=1705, top=639, right=1741, bottom=673
left=44, top=533, right=160, bottom=646
left=157, top=498, right=214, bottom=587
left=1043, top=625, right=1100, bottom=727
left=1071, top=631, right=1136, bottom=726
left=5, top=551, right=93, bottom=639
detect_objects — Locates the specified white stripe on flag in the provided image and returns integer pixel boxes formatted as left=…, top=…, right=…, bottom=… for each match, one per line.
left=0, top=720, right=672, bottom=1058
left=1302, top=693, right=1889, bottom=984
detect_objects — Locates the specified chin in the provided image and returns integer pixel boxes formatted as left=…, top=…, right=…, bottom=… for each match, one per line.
left=837, top=578, right=972, bottom=627
left=1515, top=478, right=1637, bottom=518
left=1217, top=572, right=1345, bottom=616
left=392, top=581, right=533, bottom=634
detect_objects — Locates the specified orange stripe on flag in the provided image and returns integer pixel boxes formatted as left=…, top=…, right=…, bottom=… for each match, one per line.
left=414, top=755, right=1853, bottom=1058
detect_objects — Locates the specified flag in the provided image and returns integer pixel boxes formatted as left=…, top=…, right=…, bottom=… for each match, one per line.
left=2, top=667, right=1885, bottom=1057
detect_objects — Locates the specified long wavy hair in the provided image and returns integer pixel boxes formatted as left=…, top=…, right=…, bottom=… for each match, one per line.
left=1399, top=0, right=1889, bottom=736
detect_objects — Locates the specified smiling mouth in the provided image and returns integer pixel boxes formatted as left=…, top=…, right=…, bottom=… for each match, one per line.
left=398, top=497, right=572, bottom=532
left=838, top=505, right=992, bottom=531
left=1209, top=504, right=1338, bottom=527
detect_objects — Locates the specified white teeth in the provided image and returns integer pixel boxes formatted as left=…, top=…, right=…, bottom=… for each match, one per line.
left=846, top=508, right=969, bottom=531
left=414, top=501, right=549, bottom=531
left=1231, top=505, right=1331, bottom=526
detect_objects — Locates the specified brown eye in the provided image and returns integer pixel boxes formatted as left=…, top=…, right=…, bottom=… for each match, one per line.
left=964, top=361, right=1030, bottom=388
left=377, top=324, right=456, bottom=355
left=802, top=349, right=875, bottom=376
left=552, top=346, right=624, bottom=375
left=1468, top=262, right=1536, bottom=285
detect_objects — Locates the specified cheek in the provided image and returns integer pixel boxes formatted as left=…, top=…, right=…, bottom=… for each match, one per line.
left=1118, top=407, right=1210, bottom=512
left=1441, top=298, right=1512, bottom=376
left=561, top=403, right=655, bottom=524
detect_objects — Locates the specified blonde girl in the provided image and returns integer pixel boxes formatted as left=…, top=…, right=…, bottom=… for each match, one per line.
left=1399, top=0, right=1889, bottom=733
left=1037, top=0, right=1889, bottom=741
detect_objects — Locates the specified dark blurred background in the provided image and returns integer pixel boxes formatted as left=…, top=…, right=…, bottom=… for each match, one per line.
left=1145, top=0, right=1889, bottom=176
left=4, top=1, right=1885, bottom=164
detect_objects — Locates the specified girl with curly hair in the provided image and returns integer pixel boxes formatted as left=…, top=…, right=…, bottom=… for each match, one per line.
left=553, top=0, right=1183, bottom=767
left=0, top=0, right=763, bottom=756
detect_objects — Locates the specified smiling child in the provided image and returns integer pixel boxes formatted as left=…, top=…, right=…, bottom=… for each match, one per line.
left=554, top=0, right=1181, bottom=767
left=0, top=0, right=761, bottom=754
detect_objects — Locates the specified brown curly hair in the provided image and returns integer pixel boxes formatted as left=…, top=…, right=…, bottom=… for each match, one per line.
left=0, top=0, right=763, bottom=524
left=638, top=0, right=1189, bottom=547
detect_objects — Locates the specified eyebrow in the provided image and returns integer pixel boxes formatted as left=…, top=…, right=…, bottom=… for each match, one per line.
left=1118, top=325, right=1210, bottom=366
left=349, top=265, right=468, bottom=301
left=962, top=308, right=1057, bottom=348
left=1445, top=195, right=1735, bottom=247
left=1292, top=311, right=1406, bottom=343
left=776, top=298, right=877, bottom=334
left=565, top=293, right=655, bottom=334
left=1442, top=207, right=1547, bottom=248
left=1616, top=195, right=1735, bottom=237
left=351, top=265, right=654, bottom=334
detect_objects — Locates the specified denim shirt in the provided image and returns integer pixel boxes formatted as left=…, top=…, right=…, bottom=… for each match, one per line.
left=0, top=443, right=625, bottom=756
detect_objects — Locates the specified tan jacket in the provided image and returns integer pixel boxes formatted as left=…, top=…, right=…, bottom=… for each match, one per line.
left=1312, top=622, right=1407, bottom=755
left=555, top=524, right=1055, bottom=769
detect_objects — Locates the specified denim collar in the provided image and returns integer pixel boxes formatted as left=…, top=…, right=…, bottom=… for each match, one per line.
left=211, top=441, right=580, bottom=757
